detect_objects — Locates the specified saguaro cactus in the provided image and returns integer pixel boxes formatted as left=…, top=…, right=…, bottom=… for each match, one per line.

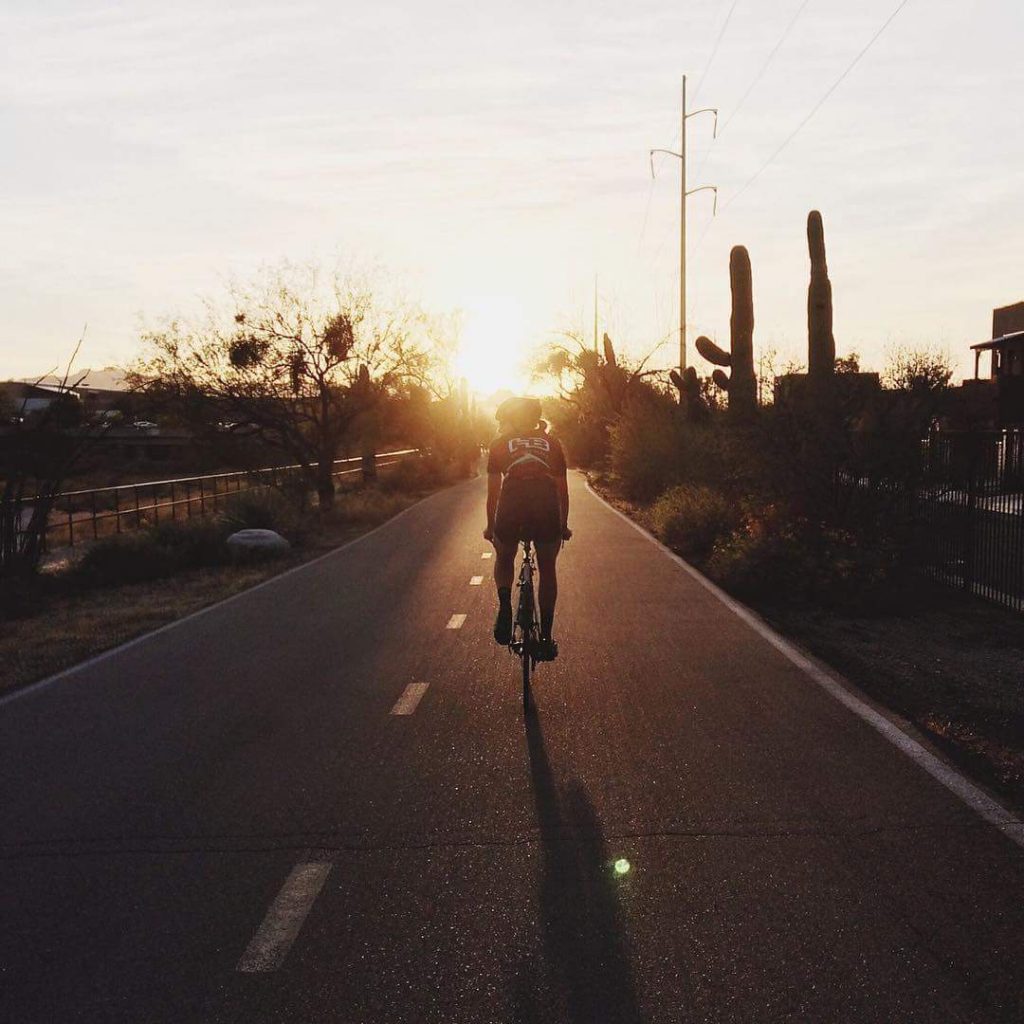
left=599, top=333, right=627, bottom=412
left=356, top=364, right=378, bottom=481
left=670, top=366, right=708, bottom=421
left=695, top=245, right=757, bottom=421
left=807, top=210, right=835, bottom=382
left=602, top=332, right=617, bottom=368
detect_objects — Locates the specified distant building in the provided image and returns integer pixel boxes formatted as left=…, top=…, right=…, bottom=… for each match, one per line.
left=0, top=381, right=80, bottom=416
left=961, top=302, right=1024, bottom=428
left=970, top=302, right=1024, bottom=381
left=773, top=371, right=881, bottom=409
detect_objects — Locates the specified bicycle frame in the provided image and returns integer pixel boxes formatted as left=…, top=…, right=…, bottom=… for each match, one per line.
left=511, top=540, right=539, bottom=709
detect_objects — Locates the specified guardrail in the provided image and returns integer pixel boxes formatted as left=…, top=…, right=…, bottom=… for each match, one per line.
left=17, top=448, right=419, bottom=551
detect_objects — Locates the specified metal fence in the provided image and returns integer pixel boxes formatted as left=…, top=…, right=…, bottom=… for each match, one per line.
left=914, top=431, right=1024, bottom=611
left=841, top=430, right=1024, bottom=612
left=15, top=448, right=418, bottom=552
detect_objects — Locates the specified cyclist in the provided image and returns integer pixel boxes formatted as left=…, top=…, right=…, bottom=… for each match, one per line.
left=483, top=397, right=571, bottom=661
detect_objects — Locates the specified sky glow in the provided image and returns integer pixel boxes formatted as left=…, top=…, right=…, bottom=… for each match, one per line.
left=3, top=1, right=1022, bottom=391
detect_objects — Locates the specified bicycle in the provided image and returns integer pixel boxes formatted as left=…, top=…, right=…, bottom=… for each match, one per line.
left=509, top=539, right=540, bottom=711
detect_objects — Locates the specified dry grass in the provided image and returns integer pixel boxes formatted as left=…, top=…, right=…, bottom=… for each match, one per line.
left=0, top=565, right=278, bottom=693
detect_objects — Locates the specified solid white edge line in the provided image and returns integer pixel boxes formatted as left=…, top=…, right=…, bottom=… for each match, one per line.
left=237, top=861, right=333, bottom=972
left=446, top=614, right=467, bottom=629
left=390, top=682, right=429, bottom=716
left=0, top=482, right=469, bottom=709
left=584, top=478, right=1024, bottom=850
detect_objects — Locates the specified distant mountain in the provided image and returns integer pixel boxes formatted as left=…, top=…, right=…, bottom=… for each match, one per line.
left=18, top=366, right=127, bottom=391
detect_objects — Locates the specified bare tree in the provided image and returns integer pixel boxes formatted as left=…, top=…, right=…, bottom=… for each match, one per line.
left=532, top=329, right=663, bottom=423
left=883, top=345, right=953, bottom=394
left=1, top=338, right=110, bottom=577
left=130, top=262, right=446, bottom=509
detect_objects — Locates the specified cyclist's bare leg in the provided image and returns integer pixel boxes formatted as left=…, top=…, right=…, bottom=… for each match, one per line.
left=492, top=538, right=516, bottom=590
left=535, top=540, right=560, bottom=640
left=491, top=538, right=517, bottom=644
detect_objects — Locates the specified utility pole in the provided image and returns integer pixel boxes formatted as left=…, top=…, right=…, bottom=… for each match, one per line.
left=650, top=75, right=718, bottom=374
left=680, top=75, right=687, bottom=376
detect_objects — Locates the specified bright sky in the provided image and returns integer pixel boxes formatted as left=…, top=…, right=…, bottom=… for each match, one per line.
left=3, top=1, right=1023, bottom=393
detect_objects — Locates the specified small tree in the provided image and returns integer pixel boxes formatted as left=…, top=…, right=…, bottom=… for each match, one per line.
left=876, top=345, right=955, bottom=455
left=1, top=342, right=108, bottom=578
left=835, top=352, right=861, bottom=374
left=883, top=346, right=953, bottom=394
left=131, top=262, right=442, bottom=509
left=532, top=329, right=663, bottom=466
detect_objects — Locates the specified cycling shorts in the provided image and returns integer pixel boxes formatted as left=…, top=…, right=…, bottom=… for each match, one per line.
left=493, top=474, right=561, bottom=545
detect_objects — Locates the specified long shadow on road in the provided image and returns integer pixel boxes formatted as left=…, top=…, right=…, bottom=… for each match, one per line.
left=513, top=708, right=644, bottom=1024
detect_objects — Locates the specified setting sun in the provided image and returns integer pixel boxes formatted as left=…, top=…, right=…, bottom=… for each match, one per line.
left=454, top=294, right=534, bottom=396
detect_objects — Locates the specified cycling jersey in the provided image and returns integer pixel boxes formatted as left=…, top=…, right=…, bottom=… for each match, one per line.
left=488, top=430, right=566, bottom=545
left=486, top=431, right=568, bottom=481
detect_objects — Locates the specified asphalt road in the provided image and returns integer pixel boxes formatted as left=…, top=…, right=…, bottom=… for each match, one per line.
left=3, top=472, right=1024, bottom=1023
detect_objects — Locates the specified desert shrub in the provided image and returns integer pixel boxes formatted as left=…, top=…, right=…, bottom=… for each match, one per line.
left=649, top=485, right=741, bottom=561
left=554, top=418, right=608, bottom=469
left=327, top=486, right=410, bottom=525
left=705, top=509, right=907, bottom=612
left=608, top=395, right=687, bottom=501
left=704, top=519, right=805, bottom=602
left=380, top=453, right=457, bottom=493
left=221, top=486, right=308, bottom=542
left=74, top=519, right=230, bottom=587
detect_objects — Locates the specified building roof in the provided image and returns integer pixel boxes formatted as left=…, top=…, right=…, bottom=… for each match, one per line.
left=971, top=330, right=1024, bottom=352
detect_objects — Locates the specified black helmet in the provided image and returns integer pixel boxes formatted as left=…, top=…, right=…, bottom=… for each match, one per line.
left=495, top=396, right=542, bottom=428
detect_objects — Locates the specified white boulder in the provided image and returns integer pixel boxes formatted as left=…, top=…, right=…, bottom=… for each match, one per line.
left=226, top=528, right=291, bottom=557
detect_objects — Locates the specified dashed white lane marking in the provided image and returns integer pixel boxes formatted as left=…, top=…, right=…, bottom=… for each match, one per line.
left=446, top=614, right=467, bottom=629
left=481, top=552, right=492, bottom=559
left=237, top=862, right=332, bottom=972
left=470, top=575, right=484, bottom=585
left=391, top=682, right=429, bottom=715
left=586, top=480, right=1024, bottom=851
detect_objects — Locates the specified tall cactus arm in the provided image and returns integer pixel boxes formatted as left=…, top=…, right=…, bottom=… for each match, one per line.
left=807, top=210, right=835, bottom=379
left=711, top=368, right=732, bottom=391
left=602, top=333, right=617, bottom=368
left=696, top=335, right=732, bottom=367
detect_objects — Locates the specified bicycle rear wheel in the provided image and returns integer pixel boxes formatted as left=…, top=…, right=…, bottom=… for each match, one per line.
left=521, top=642, right=531, bottom=711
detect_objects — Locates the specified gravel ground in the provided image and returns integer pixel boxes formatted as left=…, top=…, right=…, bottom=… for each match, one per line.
left=757, top=591, right=1024, bottom=810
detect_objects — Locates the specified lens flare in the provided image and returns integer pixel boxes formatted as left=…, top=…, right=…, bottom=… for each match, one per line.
left=613, top=858, right=631, bottom=876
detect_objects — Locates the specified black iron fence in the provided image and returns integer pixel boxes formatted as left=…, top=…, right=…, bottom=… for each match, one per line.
left=915, top=430, right=1024, bottom=611
left=840, top=429, right=1024, bottom=612
left=14, top=448, right=418, bottom=552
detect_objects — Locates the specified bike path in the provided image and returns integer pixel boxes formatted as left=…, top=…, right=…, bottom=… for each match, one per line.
left=1, top=473, right=1023, bottom=1022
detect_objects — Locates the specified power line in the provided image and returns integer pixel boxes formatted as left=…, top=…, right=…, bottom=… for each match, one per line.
left=722, top=0, right=911, bottom=212
left=691, top=0, right=741, bottom=108
left=719, top=0, right=814, bottom=137
left=636, top=158, right=662, bottom=255
left=691, top=0, right=814, bottom=191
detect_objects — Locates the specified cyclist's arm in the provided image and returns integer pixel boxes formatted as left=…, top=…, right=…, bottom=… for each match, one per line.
left=551, top=438, right=570, bottom=531
left=485, top=471, right=501, bottom=535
